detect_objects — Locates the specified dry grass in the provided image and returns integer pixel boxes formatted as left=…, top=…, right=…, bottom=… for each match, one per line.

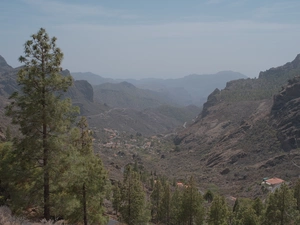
left=0, top=206, right=64, bottom=225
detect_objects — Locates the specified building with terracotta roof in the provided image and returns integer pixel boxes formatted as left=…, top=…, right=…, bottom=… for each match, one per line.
left=262, top=177, right=285, bottom=192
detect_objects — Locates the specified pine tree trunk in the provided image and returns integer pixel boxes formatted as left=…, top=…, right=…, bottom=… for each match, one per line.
left=42, top=80, right=50, bottom=220
left=128, top=174, right=131, bottom=225
left=83, top=182, right=87, bottom=225
left=43, top=142, right=50, bottom=220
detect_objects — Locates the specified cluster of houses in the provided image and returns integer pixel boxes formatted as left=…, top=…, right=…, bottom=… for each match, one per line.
left=100, top=128, right=158, bottom=151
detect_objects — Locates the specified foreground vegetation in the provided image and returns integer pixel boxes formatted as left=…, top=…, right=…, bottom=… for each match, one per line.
left=0, top=28, right=108, bottom=224
left=110, top=165, right=300, bottom=225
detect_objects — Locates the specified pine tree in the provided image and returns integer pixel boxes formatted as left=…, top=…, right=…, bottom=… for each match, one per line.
left=294, top=179, right=300, bottom=210
left=119, top=166, right=150, bottom=225
left=181, top=176, right=205, bottom=225
left=204, top=189, right=214, bottom=203
left=5, top=28, right=78, bottom=220
left=233, top=198, right=240, bottom=213
left=5, top=126, right=11, bottom=141
left=160, top=181, right=171, bottom=225
left=0, top=142, right=13, bottom=205
left=61, top=117, right=108, bottom=225
left=170, top=187, right=184, bottom=225
left=150, top=179, right=163, bottom=223
left=112, top=181, right=121, bottom=216
left=207, top=194, right=229, bottom=225
left=239, top=207, right=259, bottom=225
left=232, top=198, right=259, bottom=225
left=265, top=183, right=299, bottom=225
left=252, top=197, right=264, bottom=221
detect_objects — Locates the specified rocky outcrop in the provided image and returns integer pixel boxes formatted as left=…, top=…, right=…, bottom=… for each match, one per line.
left=0, top=55, right=13, bottom=73
left=201, top=88, right=220, bottom=118
left=66, top=79, right=94, bottom=103
left=271, top=76, right=300, bottom=151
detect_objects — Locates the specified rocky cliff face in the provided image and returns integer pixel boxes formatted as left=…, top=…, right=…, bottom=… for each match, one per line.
left=271, top=76, right=300, bottom=151
left=0, top=59, right=19, bottom=97
left=0, top=55, right=13, bottom=73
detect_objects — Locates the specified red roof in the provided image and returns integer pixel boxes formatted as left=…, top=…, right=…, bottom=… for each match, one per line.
left=177, top=182, right=184, bottom=187
left=265, top=177, right=284, bottom=185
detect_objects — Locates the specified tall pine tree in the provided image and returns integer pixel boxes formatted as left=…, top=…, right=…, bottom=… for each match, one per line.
left=181, top=176, right=205, bottom=225
left=5, top=28, right=78, bottom=220
left=207, top=194, right=229, bottom=225
left=62, top=117, right=108, bottom=224
left=294, top=179, right=300, bottom=211
left=119, top=166, right=150, bottom=225
left=265, top=183, right=299, bottom=225
left=170, top=186, right=184, bottom=225
left=150, top=179, right=163, bottom=223
left=160, top=181, right=171, bottom=225
left=112, top=181, right=122, bottom=216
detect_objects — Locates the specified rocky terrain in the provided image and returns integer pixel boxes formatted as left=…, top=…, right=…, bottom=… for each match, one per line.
left=161, top=54, right=300, bottom=197
left=271, top=76, right=300, bottom=151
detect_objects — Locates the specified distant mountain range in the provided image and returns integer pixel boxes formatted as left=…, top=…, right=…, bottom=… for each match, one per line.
left=93, top=81, right=178, bottom=110
left=72, top=71, right=248, bottom=107
left=0, top=55, right=202, bottom=137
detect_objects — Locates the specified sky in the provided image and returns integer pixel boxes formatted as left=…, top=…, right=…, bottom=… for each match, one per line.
left=1, top=0, right=300, bottom=79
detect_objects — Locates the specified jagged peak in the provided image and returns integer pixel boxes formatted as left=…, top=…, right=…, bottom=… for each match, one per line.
left=291, top=54, right=300, bottom=67
left=0, top=55, right=13, bottom=71
left=293, top=54, right=300, bottom=61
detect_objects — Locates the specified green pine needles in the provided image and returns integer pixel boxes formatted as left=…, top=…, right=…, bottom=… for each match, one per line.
left=4, top=28, right=108, bottom=224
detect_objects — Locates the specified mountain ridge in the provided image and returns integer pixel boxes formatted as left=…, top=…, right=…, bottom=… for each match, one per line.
left=72, top=70, right=247, bottom=107
left=0, top=55, right=201, bottom=137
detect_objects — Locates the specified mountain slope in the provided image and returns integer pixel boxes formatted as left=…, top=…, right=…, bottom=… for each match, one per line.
left=93, top=81, right=178, bottom=109
left=153, top=54, right=300, bottom=197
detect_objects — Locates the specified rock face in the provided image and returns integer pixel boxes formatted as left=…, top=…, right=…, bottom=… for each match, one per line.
left=201, top=88, right=220, bottom=118
left=0, top=55, right=13, bottom=73
left=271, top=76, right=300, bottom=151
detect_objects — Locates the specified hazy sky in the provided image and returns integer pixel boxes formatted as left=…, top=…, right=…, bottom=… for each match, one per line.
left=1, top=0, right=300, bottom=79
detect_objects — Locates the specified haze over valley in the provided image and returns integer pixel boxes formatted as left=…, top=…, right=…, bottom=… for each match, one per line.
left=1, top=1, right=300, bottom=224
